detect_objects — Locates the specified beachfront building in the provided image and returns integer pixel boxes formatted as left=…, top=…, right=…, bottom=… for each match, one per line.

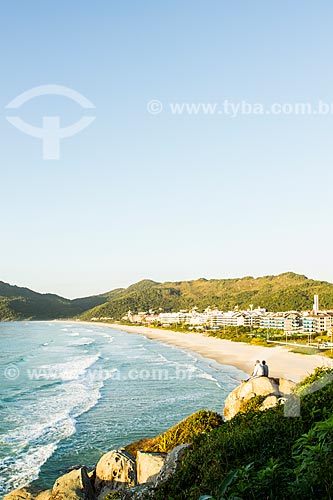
left=157, top=312, right=181, bottom=325
left=302, top=312, right=333, bottom=334
left=212, top=311, right=246, bottom=328
left=122, top=295, right=333, bottom=337
left=259, top=312, right=303, bottom=333
left=284, top=313, right=303, bottom=334
left=259, top=313, right=286, bottom=330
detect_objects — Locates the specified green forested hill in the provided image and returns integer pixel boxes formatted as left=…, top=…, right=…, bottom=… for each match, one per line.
left=80, top=272, right=333, bottom=320
left=1, top=273, right=333, bottom=321
left=0, top=281, right=106, bottom=320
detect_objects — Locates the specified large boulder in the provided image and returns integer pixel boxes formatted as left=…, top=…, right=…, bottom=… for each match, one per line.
left=36, top=492, right=52, bottom=500
left=153, top=444, right=191, bottom=486
left=114, top=444, right=192, bottom=500
left=4, top=487, right=51, bottom=500
left=50, top=467, right=94, bottom=500
left=116, top=484, right=153, bottom=500
left=95, top=449, right=136, bottom=499
left=224, top=377, right=296, bottom=420
left=136, top=452, right=167, bottom=484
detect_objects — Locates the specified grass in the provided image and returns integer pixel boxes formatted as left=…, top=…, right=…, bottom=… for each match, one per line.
left=288, top=346, right=321, bottom=355
left=151, top=367, right=333, bottom=500
left=125, top=410, right=223, bottom=457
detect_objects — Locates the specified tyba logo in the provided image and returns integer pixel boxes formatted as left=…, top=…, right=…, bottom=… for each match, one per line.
left=5, top=85, right=96, bottom=160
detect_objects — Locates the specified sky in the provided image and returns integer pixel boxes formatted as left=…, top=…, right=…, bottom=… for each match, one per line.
left=1, top=1, right=333, bottom=298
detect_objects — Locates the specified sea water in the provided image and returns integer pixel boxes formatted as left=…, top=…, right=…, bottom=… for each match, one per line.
left=0, top=322, right=245, bottom=497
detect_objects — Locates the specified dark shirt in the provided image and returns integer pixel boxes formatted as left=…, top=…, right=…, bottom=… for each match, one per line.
left=263, top=364, right=269, bottom=377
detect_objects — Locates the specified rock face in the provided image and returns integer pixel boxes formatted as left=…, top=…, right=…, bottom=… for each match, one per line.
left=136, top=451, right=167, bottom=484
left=153, top=444, right=190, bottom=486
left=51, top=467, right=94, bottom=500
left=95, top=449, right=136, bottom=499
left=4, top=487, right=52, bottom=500
left=118, top=484, right=153, bottom=500
left=223, top=377, right=296, bottom=420
left=114, top=444, right=192, bottom=500
left=36, top=492, right=52, bottom=500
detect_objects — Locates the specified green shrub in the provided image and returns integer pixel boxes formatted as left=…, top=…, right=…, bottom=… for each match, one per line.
left=125, top=410, right=223, bottom=456
left=104, top=493, right=120, bottom=500
left=152, top=370, right=333, bottom=500
left=238, top=395, right=266, bottom=415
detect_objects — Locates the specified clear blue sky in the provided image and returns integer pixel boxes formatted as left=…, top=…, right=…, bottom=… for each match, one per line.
left=1, top=1, right=333, bottom=298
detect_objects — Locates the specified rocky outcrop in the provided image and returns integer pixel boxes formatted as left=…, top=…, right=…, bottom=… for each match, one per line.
left=224, top=377, right=296, bottom=420
left=36, top=492, right=52, bottom=500
left=111, top=444, right=192, bottom=500
left=95, top=449, right=136, bottom=499
left=4, top=444, right=189, bottom=500
left=153, top=444, right=190, bottom=485
left=50, top=467, right=94, bottom=500
left=4, top=487, right=52, bottom=500
left=136, top=451, right=167, bottom=484
left=4, top=470, right=94, bottom=500
left=116, top=484, right=153, bottom=500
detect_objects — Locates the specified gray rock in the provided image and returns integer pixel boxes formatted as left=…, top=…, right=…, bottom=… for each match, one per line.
left=260, top=395, right=280, bottom=411
left=136, top=451, right=167, bottom=484
left=153, top=444, right=191, bottom=486
left=279, top=378, right=296, bottom=395
left=114, top=443, right=192, bottom=499
left=4, top=487, right=52, bottom=500
left=51, top=467, right=94, bottom=500
left=116, top=484, right=153, bottom=500
left=36, top=491, right=52, bottom=500
left=224, top=377, right=296, bottom=420
left=95, top=449, right=136, bottom=497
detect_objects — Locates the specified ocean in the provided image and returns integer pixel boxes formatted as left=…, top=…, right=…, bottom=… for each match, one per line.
left=0, top=321, right=245, bottom=498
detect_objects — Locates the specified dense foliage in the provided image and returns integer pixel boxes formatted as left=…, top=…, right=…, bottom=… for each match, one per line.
left=125, top=410, right=223, bottom=457
left=2, top=272, right=333, bottom=321
left=0, top=280, right=106, bottom=320
left=151, top=368, right=333, bottom=500
left=81, top=273, right=333, bottom=321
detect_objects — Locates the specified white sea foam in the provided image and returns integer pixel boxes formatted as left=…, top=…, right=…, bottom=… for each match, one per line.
left=97, top=332, right=115, bottom=341
left=0, top=321, right=239, bottom=498
left=157, top=353, right=169, bottom=363
left=35, top=353, right=100, bottom=381
left=68, top=337, right=94, bottom=346
left=0, top=443, right=57, bottom=493
left=196, top=371, right=221, bottom=387
left=0, top=377, right=104, bottom=496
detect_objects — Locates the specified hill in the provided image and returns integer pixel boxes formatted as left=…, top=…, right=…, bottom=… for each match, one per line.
left=2, top=273, right=333, bottom=321
left=80, top=272, right=333, bottom=321
left=0, top=281, right=106, bottom=321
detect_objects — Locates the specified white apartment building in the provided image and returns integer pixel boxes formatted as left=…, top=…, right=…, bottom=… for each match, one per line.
left=302, top=312, right=333, bottom=334
left=123, top=295, right=332, bottom=336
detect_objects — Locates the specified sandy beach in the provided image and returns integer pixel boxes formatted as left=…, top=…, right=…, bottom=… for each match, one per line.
left=78, top=322, right=333, bottom=382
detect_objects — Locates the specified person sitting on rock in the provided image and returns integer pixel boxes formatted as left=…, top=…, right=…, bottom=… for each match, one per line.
left=251, top=360, right=264, bottom=378
left=241, top=360, right=264, bottom=382
left=262, top=360, right=269, bottom=377
left=253, top=360, right=264, bottom=378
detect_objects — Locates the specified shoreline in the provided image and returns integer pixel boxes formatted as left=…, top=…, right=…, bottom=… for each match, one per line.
left=71, top=321, right=333, bottom=382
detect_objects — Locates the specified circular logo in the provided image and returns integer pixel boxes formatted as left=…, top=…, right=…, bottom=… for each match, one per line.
left=4, top=364, right=20, bottom=380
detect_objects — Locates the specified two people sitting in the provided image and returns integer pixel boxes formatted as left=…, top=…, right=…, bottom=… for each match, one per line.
left=251, top=359, right=269, bottom=378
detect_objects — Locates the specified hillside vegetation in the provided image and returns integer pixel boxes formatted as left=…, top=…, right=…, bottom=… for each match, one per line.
left=81, top=272, right=333, bottom=320
left=1, top=272, right=333, bottom=321
left=150, top=367, right=333, bottom=500
left=0, top=281, right=106, bottom=320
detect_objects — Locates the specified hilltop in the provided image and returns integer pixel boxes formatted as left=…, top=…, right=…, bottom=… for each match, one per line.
left=80, top=272, right=333, bottom=321
left=0, top=281, right=106, bottom=321
left=1, top=272, right=333, bottom=321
